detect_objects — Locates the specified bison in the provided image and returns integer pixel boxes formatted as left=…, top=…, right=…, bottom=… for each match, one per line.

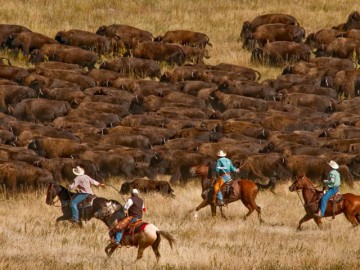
left=154, top=30, right=212, bottom=49
left=119, top=178, right=175, bottom=197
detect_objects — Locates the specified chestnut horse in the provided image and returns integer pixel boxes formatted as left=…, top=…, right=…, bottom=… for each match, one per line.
left=104, top=210, right=176, bottom=261
left=45, top=182, right=122, bottom=227
left=189, top=164, right=276, bottom=223
left=289, top=175, right=360, bottom=230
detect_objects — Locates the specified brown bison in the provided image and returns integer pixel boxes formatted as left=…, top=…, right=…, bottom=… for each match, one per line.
left=9, top=98, right=71, bottom=123
left=0, top=24, right=31, bottom=47
left=95, top=24, right=153, bottom=49
left=240, top=13, right=299, bottom=38
left=55, top=29, right=112, bottom=54
left=6, top=31, right=58, bottom=55
left=154, top=30, right=212, bottom=49
left=315, top=37, right=360, bottom=63
left=126, top=42, right=186, bottom=65
left=119, top=178, right=175, bottom=197
left=305, top=28, right=345, bottom=50
left=29, top=44, right=98, bottom=69
left=251, top=41, right=311, bottom=66
left=99, top=57, right=161, bottom=78
left=243, top=24, right=305, bottom=49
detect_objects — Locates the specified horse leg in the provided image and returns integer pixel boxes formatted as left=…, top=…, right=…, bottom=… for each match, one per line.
left=243, top=203, right=255, bottom=221
left=194, top=200, right=210, bottom=219
left=211, top=204, right=217, bottom=217
left=219, top=207, right=228, bottom=220
left=151, top=232, right=161, bottom=262
left=344, top=212, right=359, bottom=227
left=105, top=242, right=118, bottom=257
left=297, top=213, right=313, bottom=230
left=255, top=205, right=263, bottom=224
left=136, top=245, right=147, bottom=261
left=55, top=215, right=70, bottom=226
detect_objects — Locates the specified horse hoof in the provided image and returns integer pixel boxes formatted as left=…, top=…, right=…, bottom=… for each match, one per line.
left=194, top=212, right=198, bottom=219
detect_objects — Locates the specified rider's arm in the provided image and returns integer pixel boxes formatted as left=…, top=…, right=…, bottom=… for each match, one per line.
left=142, top=202, right=146, bottom=213
left=69, top=177, right=79, bottom=190
left=123, top=198, right=134, bottom=211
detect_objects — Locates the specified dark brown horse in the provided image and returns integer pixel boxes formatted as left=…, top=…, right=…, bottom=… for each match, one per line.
left=289, top=175, right=360, bottom=230
left=45, top=182, right=122, bottom=227
left=189, top=164, right=276, bottom=223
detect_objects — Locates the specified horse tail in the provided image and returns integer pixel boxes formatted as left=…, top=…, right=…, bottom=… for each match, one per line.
left=157, top=231, right=175, bottom=249
left=256, top=177, right=276, bottom=193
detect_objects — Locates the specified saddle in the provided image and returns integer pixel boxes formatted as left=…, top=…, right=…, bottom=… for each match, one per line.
left=329, top=192, right=343, bottom=204
left=78, top=194, right=96, bottom=209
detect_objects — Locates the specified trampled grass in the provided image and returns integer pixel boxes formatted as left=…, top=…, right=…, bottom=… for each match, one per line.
left=1, top=179, right=360, bottom=270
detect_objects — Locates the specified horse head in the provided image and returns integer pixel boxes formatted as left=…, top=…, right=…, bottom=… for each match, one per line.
left=289, top=175, right=315, bottom=192
left=189, top=164, right=209, bottom=177
left=45, top=182, right=59, bottom=205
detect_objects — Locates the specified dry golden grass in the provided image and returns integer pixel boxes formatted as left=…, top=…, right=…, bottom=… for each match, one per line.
left=0, top=0, right=358, bottom=80
left=1, top=179, right=360, bottom=270
left=1, top=1, right=360, bottom=269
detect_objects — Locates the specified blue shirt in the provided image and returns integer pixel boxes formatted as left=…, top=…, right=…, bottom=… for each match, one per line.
left=215, top=157, right=237, bottom=175
left=324, top=169, right=341, bottom=188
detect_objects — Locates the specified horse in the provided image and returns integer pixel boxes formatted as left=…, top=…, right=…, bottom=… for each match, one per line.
left=104, top=209, right=176, bottom=261
left=45, top=182, right=122, bottom=227
left=189, top=163, right=276, bottom=223
left=289, top=175, right=360, bottom=230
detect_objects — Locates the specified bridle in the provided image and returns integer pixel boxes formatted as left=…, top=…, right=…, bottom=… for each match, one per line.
left=293, top=176, right=322, bottom=209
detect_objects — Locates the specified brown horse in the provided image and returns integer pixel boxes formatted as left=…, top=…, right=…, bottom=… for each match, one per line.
left=104, top=212, right=175, bottom=261
left=189, top=164, right=276, bottom=223
left=289, top=175, right=360, bottom=230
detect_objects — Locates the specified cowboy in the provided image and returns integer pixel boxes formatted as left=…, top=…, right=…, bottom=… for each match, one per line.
left=113, top=188, right=146, bottom=246
left=213, top=150, right=239, bottom=206
left=68, top=166, right=105, bottom=224
left=314, top=160, right=341, bottom=218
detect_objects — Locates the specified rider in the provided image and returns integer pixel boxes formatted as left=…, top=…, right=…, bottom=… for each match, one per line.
left=213, top=150, right=239, bottom=206
left=113, top=188, right=146, bottom=246
left=315, top=160, right=341, bottom=218
left=68, top=166, right=105, bottom=224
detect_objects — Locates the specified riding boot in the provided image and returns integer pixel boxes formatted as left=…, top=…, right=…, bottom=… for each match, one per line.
left=217, top=199, right=224, bottom=206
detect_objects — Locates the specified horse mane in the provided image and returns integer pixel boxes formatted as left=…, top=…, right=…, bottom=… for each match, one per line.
left=300, top=175, right=317, bottom=189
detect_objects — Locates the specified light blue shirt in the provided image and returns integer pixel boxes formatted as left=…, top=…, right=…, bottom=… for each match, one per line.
left=324, top=169, right=341, bottom=188
left=215, top=157, right=237, bottom=175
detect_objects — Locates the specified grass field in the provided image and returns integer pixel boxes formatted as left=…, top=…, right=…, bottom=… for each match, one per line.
left=1, top=179, right=360, bottom=270
left=1, top=1, right=360, bottom=269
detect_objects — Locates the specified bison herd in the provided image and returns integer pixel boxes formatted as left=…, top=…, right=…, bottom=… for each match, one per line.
left=0, top=11, right=360, bottom=192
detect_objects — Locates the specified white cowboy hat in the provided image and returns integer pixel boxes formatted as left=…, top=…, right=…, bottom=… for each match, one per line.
left=131, top=189, right=139, bottom=195
left=72, top=166, right=85, bottom=176
left=217, top=150, right=227, bottom=157
left=328, top=160, right=339, bottom=170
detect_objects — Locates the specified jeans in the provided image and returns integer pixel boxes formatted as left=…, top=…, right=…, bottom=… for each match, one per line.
left=70, top=193, right=89, bottom=222
left=114, top=217, right=139, bottom=243
left=320, top=186, right=339, bottom=217
left=214, top=174, right=232, bottom=201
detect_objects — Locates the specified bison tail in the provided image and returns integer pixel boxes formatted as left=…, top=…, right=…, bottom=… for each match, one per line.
left=256, top=176, right=276, bottom=193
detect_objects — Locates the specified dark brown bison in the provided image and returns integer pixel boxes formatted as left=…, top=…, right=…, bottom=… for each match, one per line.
left=126, top=42, right=186, bottom=65
left=0, top=161, right=53, bottom=190
left=6, top=31, right=58, bottom=55
left=119, top=178, right=175, bottom=197
left=345, top=11, right=360, bottom=30
left=9, top=98, right=71, bottom=123
left=315, top=37, right=360, bottom=63
left=243, top=24, right=305, bottom=49
left=240, top=13, right=299, bottom=38
left=0, top=85, right=37, bottom=112
left=27, top=137, right=87, bottom=159
left=304, top=28, right=345, bottom=50
left=0, top=24, right=31, bottom=47
left=55, top=29, right=112, bottom=54
left=251, top=41, right=311, bottom=66
left=29, top=44, right=98, bottom=69
left=0, top=65, right=30, bottom=84
left=154, top=30, right=212, bottom=49
left=95, top=24, right=153, bottom=49
left=99, top=57, right=161, bottom=78
left=333, top=69, right=360, bottom=98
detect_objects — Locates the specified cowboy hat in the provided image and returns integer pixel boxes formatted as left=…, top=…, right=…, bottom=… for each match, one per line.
left=131, top=189, right=139, bottom=195
left=217, top=150, right=227, bottom=157
left=328, top=160, right=339, bottom=170
left=72, top=166, right=85, bottom=176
